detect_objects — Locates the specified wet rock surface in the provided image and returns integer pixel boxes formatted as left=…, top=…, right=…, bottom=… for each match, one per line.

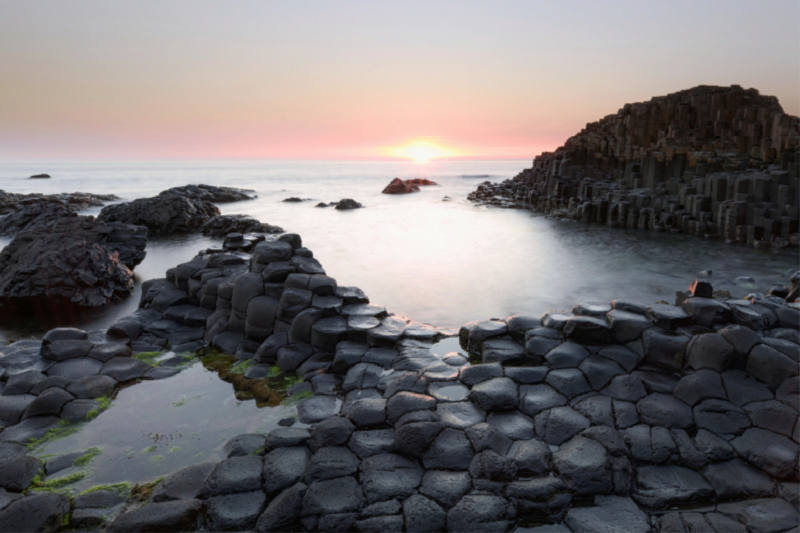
left=0, top=220, right=798, bottom=532
left=0, top=215, right=147, bottom=307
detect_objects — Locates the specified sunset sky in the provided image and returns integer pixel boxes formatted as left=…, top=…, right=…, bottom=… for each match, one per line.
left=1, top=0, right=798, bottom=160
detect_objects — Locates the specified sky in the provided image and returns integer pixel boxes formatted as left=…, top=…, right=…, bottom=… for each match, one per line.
left=0, top=0, right=798, bottom=160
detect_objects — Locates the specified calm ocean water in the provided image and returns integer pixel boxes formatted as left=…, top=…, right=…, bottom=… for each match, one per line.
left=0, top=159, right=796, bottom=337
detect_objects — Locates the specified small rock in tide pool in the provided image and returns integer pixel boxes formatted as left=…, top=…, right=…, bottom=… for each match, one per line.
left=278, top=417, right=295, bottom=427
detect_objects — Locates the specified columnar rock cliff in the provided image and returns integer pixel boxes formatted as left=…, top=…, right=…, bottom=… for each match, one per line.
left=470, top=85, right=800, bottom=247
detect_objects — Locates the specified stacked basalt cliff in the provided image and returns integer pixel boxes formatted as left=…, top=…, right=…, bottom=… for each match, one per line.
left=469, top=85, right=800, bottom=247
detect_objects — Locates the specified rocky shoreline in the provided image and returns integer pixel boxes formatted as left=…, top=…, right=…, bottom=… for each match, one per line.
left=0, top=223, right=797, bottom=532
left=469, top=86, right=800, bottom=250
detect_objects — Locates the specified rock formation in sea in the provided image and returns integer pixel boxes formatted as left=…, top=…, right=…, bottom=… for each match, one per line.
left=200, top=214, right=284, bottom=236
left=469, top=85, right=800, bottom=249
left=98, top=196, right=220, bottom=235
left=156, top=184, right=257, bottom=203
left=0, top=227, right=797, bottom=532
left=0, top=215, right=147, bottom=307
left=0, top=190, right=118, bottom=217
left=28, top=174, right=50, bottom=179
left=383, top=177, right=439, bottom=194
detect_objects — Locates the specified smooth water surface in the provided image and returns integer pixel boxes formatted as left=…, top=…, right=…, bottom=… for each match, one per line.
left=1, top=159, right=796, bottom=338
left=31, top=360, right=298, bottom=493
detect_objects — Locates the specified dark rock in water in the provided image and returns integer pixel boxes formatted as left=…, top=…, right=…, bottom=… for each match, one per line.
left=200, top=215, right=283, bottom=236
left=0, top=201, right=72, bottom=236
left=28, top=173, right=51, bottom=179
left=0, top=215, right=147, bottom=307
left=152, top=463, right=216, bottom=502
left=0, top=492, right=70, bottom=532
left=0, top=455, right=43, bottom=491
left=98, top=196, right=218, bottom=235
left=406, top=178, right=438, bottom=187
left=334, top=198, right=363, bottom=210
left=0, top=189, right=117, bottom=216
left=382, top=178, right=420, bottom=194
left=156, top=184, right=256, bottom=203
left=282, top=197, right=309, bottom=203
left=107, top=499, right=203, bottom=532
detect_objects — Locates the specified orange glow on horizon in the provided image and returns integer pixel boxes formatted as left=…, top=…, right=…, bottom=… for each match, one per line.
left=387, top=141, right=460, bottom=163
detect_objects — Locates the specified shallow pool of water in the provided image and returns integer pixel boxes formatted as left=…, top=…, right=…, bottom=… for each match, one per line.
left=31, top=360, right=299, bottom=493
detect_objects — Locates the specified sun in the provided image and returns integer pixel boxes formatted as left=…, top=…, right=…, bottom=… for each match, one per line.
left=389, top=141, right=459, bottom=163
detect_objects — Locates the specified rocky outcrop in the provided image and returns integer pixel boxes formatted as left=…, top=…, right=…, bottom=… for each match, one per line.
left=334, top=198, right=363, bottom=210
left=0, top=214, right=147, bottom=307
left=28, top=174, right=50, bottom=179
left=0, top=229, right=798, bottom=532
left=98, top=196, right=220, bottom=235
left=382, top=178, right=439, bottom=194
left=469, top=85, right=800, bottom=248
left=0, top=201, right=73, bottom=236
left=0, top=190, right=118, bottom=216
left=200, top=215, right=284, bottom=236
left=157, top=184, right=256, bottom=203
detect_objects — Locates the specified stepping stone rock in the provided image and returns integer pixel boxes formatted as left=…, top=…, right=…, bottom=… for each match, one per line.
left=606, top=310, right=651, bottom=344
left=0, top=492, right=70, bottom=533
left=403, top=494, right=446, bottom=533
left=304, top=446, right=359, bottom=483
left=0, top=395, right=35, bottom=424
left=465, top=422, right=513, bottom=455
left=731, top=428, right=799, bottom=479
left=100, top=357, right=150, bottom=382
left=66, top=374, right=117, bottom=399
left=686, top=333, right=735, bottom=372
left=703, top=459, right=775, bottom=500
left=359, top=453, right=422, bottom=503
left=152, top=463, right=216, bottom=502
left=255, top=483, right=306, bottom=532
left=262, top=446, right=311, bottom=495
left=545, top=368, right=591, bottom=398
left=205, top=490, right=266, bottom=532
left=747, top=344, right=799, bottom=389
left=436, top=401, right=484, bottom=430
left=641, top=329, right=690, bottom=370
left=637, top=393, right=693, bottom=429
left=46, top=357, right=103, bottom=379
left=0, top=456, right=43, bottom=492
left=266, top=428, right=310, bottom=449
left=507, top=439, right=551, bottom=475
left=600, top=374, right=647, bottom=402
left=565, top=495, right=649, bottom=533
left=297, top=395, right=339, bottom=423
left=348, top=429, right=394, bottom=459
left=387, top=392, right=436, bottom=423
left=721, top=369, right=773, bottom=407
left=535, top=406, right=591, bottom=446
left=693, top=399, right=751, bottom=436
left=544, top=341, right=589, bottom=368
left=423, top=429, right=473, bottom=470
left=519, top=384, right=567, bottom=416
left=446, top=494, right=515, bottom=533
left=632, top=465, right=714, bottom=510
left=198, top=456, right=263, bottom=498
left=672, top=370, right=726, bottom=406
left=21, top=388, right=74, bottom=419
left=419, top=470, right=472, bottom=509
left=717, top=498, right=799, bottom=533
left=107, top=499, right=202, bottom=532
left=552, top=436, right=611, bottom=495
left=224, top=434, right=266, bottom=458
left=744, top=400, right=798, bottom=437
left=459, top=363, right=503, bottom=386
left=563, top=316, right=612, bottom=344
left=579, top=355, right=625, bottom=390
left=487, top=411, right=535, bottom=441
left=470, top=377, right=518, bottom=411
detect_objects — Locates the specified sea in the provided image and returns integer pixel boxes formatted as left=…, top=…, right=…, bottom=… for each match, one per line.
left=0, top=158, right=797, bottom=338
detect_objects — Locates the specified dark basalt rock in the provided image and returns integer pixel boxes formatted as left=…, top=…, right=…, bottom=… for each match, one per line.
left=334, top=198, right=363, bottom=210
left=157, top=184, right=256, bottom=203
left=200, top=214, right=283, bottom=236
left=0, top=215, right=147, bottom=307
left=99, top=196, right=219, bottom=234
left=28, top=173, right=50, bottom=179
left=107, top=499, right=203, bottom=532
left=0, top=201, right=72, bottom=236
left=0, top=492, right=70, bottom=533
